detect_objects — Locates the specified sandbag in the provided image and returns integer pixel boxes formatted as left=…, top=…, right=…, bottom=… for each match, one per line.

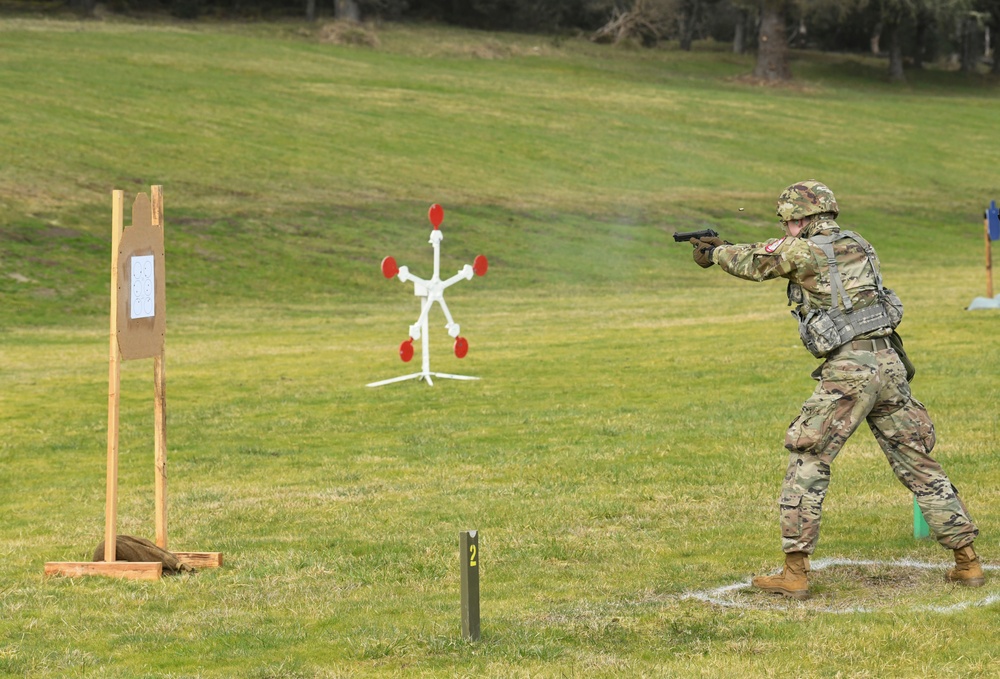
left=93, top=534, right=195, bottom=574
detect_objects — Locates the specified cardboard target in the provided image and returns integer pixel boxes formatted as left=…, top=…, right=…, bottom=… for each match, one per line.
left=116, top=192, right=166, bottom=360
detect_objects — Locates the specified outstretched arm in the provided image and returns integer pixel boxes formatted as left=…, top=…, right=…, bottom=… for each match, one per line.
left=708, top=237, right=799, bottom=282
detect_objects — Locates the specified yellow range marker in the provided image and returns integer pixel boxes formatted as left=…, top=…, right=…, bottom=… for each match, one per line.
left=460, top=530, right=480, bottom=641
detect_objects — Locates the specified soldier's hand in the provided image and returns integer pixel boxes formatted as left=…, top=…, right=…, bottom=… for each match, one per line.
left=696, top=235, right=724, bottom=248
left=689, top=237, right=716, bottom=268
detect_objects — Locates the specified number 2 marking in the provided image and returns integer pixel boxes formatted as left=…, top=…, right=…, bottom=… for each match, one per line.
left=469, top=544, right=477, bottom=567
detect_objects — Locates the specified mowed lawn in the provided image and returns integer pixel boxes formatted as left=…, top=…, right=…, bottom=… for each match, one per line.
left=1, top=16, right=1000, bottom=677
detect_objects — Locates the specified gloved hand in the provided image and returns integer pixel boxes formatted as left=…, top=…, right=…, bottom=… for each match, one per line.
left=690, top=236, right=719, bottom=268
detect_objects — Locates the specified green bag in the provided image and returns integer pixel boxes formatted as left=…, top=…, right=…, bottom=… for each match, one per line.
left=889, top=331, right=915, bottom=382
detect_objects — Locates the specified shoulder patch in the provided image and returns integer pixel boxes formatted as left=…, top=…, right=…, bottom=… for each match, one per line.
left=764, top=237, right=786, bottom=253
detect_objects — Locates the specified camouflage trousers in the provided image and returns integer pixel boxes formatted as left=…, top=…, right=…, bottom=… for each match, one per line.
left=779, top=344, right=978, bottom=554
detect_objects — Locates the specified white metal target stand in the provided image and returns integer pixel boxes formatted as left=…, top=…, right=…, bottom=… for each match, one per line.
left=367, top=204, right=488, bottom=388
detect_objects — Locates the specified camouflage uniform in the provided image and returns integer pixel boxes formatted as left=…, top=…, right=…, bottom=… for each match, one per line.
left=712, top=216, right=978, bottom=555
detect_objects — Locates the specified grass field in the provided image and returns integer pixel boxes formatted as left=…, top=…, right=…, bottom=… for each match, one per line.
left=2, top=15, right=1000, bottom=678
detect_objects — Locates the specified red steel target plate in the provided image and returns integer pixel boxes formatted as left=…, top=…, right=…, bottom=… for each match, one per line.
left=399, top=338, right=414, bottom=362
left=473, top=255, right=488, bottom=276
left=428, top=204, right=444, bottom=229
left=381, top=256, right=399, bottom=279
left=453, top=336, right=468, bottom=358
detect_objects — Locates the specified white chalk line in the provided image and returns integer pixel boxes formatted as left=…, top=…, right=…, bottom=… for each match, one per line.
left=681, top=557, right=1000, bottom=614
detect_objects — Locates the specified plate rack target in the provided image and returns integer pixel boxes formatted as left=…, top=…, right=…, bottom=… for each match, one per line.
left=367, top=204, right=488, bottom=387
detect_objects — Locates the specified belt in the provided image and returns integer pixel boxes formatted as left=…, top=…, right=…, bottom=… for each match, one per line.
left=844, top=337, right=891, bottom=352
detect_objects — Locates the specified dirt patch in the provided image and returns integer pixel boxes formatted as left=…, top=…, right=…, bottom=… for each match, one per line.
left=39, top=227, right=82, bottom=239
left=319, top=21, right=380, bottom=48
left=687, top=558, right=997, bottom=614
left=729, top=74, right=820, bottom=93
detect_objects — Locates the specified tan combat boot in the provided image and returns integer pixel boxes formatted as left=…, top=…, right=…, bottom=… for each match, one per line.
left=945, top=545, right=985, bottom=587
left=752, top=552, right=811, bottom=600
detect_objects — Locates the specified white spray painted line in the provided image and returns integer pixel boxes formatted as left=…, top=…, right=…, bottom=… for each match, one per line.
left=681, top=557, right=1000, bottom=614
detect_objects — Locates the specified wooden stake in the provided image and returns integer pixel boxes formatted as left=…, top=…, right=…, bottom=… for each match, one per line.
left=460, top=530, right=480, bottom=641
left=986, top=212, right=994, bottom=299
left=105, top=190, right=124, bottom=563
left=154, top=353, right=167, bottom=548
left=152, top=185, right=168, bottom=549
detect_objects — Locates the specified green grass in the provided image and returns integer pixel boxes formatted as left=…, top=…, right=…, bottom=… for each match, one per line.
left=1, top=16, right=1000, bottom=678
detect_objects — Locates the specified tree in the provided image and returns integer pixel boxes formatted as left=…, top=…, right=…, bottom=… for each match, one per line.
left=818, top=0, right=922, bottom=82
left=911, top=3, right=936, bottom=69
left=754, top=0, right=793, bottom=80
left=336, top=0, right=361, bottom=21
left=678, top=0, right=701, bottom=50
left=880, top=1, right=909, bottom=81
left=981, top=0, right=1000, bottom=72
left=592, top=0, right=673, bottom=47
left=732, top=6, right=754, bottom=53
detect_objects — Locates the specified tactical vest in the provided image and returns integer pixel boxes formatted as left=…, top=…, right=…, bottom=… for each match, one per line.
left=790, top=230, right=903, bottom=358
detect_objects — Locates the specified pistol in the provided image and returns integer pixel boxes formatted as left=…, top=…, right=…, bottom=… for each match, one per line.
left=672, top=228, right=719, bottom=243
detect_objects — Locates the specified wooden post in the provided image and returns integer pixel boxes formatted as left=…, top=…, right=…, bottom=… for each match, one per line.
left=104, top=190, right=125, bottom=563
left=152, top=185, right=168, bottom=549
left=986, top=211, right=994, bottom=299
left=460, top=530, right=480, bottom=641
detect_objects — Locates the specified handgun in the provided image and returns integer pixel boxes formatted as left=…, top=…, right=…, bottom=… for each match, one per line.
left=672, top=228, right=719, bottom=243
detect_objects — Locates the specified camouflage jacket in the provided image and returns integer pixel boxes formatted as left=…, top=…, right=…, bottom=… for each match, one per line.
left=710, top=217, right=890, bottom=339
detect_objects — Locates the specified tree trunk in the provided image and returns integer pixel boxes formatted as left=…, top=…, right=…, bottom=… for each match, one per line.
left=679, top=0, right=700, bottom=52
left=887, top=22, right=905, bottom=82
left=679, top=13, right=692, bottom=51
left=733, top=10, right=746, bottom=54
left=870, top=21, right=882, bottom=55
left=960, top=15, right=978, bottom=73
left=993, top=24, right=1000, bottom=74
left=753, top=0, right=791, bottom=81
left=335, top=0, right=360, bottom=22
left=306, top=0, right=316, bottom=22
left=912, top=12, right=931, bottom=69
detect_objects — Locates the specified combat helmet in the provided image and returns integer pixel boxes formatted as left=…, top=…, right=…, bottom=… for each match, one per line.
left=776, top=180, right=839, bottom=222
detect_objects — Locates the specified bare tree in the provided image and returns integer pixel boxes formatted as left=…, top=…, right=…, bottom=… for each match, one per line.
left=592, top=0, right=673, bottom=46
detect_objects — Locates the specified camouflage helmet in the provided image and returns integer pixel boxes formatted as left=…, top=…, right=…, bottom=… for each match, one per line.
left=775, top=180, right=839, bottom=221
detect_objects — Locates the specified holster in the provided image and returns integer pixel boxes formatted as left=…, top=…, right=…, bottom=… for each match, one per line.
left=888, top=330, right=915, bottom=382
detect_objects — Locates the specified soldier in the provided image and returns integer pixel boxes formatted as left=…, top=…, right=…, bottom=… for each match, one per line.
left=690, top=180, right=984, bottom=600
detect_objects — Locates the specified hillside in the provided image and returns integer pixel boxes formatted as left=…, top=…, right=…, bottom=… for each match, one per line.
left=1, top=17, right=999, bottom=678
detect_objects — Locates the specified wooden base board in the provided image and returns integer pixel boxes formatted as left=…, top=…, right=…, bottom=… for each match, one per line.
left=174, top=551, right=223, bottom=569
left=45, top=551, right=222, bottom=580
left=45, top=561, right=162, bottom=581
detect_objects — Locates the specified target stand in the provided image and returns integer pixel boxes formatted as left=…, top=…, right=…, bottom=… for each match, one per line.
left=367, top=204, right=488, bottom=387
left=45, top=187, right=222, bottom=580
